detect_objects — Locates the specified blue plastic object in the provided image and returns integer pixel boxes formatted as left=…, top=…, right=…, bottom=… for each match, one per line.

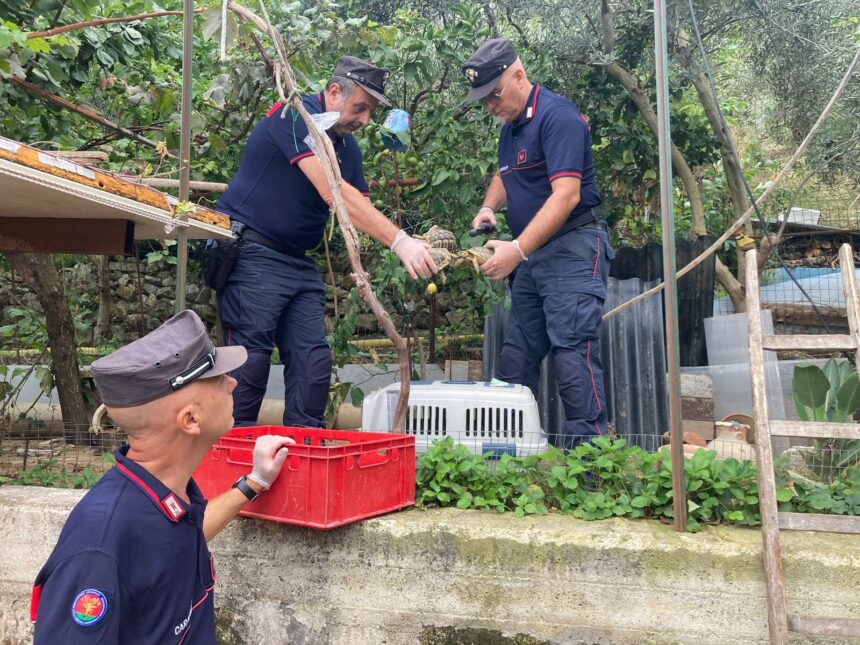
left=482, top=443, right=517, bottom=459
left=380, top=109, right=411, bottom=151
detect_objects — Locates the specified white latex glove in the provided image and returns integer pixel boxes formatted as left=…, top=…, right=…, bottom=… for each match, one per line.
left=470, top=206, right=497, bottom=232
left=390, top=231, right=438, bottom=280
left=247, top=435, right=295, bottom=489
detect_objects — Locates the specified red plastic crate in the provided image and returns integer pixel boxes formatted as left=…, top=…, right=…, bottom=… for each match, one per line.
left=194, top=426, right=415, bottom=529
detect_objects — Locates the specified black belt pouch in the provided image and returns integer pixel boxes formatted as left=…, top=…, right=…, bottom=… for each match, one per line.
left=203, top=238, right=242, bottom=290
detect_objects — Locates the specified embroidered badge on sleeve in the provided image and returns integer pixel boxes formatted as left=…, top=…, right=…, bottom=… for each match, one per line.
left=71, top=589, right=107, bottom=626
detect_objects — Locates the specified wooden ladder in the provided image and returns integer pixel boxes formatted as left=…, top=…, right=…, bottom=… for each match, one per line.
left=745, top=242, right=860, bottom=643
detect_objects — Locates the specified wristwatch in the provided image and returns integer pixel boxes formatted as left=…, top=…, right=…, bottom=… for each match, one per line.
left=232, top=475, right=260, bottom=502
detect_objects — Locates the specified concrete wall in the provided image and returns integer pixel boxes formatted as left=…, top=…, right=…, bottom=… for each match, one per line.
left=0, top=486, right=858, bottom=645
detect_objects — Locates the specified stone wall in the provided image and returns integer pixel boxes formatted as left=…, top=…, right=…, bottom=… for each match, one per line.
left=1, top=486, right=858, bottom=644
left=0, top=256, right=217, bottom=345
left=0, top=255, right=474, bottom=345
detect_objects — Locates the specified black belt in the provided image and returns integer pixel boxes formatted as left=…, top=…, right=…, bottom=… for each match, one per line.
left=552, top=207, right=606, bottom=240
left=579, top=220, right=608, bottom=230
left=240, top=227, right=306, bottom=259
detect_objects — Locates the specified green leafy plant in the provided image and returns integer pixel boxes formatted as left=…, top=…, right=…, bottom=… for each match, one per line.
left=416, top=437, right=859, bottom=531
left=793, top=359, right=860, bottom=482
left=145, top=239, right=179, bottom=267
left=11, top=454, right=113, bottom=489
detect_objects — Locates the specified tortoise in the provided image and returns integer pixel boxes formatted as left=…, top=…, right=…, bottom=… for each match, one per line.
left=452, top=246, right=494, bottom=272
left=416, top=225, right=459, bottom=252
left=426, top=246, right=454, bottom=283
left=425, top=245, right=494, bottom=284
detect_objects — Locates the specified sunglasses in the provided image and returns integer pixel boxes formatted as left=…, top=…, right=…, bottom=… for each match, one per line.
left=481, top=76, right=513, bottom=105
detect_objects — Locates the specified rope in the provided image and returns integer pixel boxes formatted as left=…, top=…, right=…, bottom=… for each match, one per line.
left=602, top=45, right=860, bottom=321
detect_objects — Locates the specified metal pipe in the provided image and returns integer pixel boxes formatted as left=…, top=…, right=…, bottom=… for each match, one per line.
left=175, top=0, right=194, bottom=312
left=0, top=334, right=485, bottom=358
left=654, top=0, right=687, bottom=531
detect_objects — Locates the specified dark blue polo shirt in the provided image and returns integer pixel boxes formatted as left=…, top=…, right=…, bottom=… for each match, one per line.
left=498, top=84, right=601, bottom=238
left=217, top=92, right=369, bottom=251
left=31, top=446, right=216, bottom=644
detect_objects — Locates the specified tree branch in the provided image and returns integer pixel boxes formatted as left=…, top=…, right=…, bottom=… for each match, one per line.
left=600, top=0, right=615, bottom=55
left=504, top=6, right=529, bottom=49
left=483, top=1, right=499, bottom=38
left=10, top=76, right=170, bottom=154
left=409, top=63, right=451, bottom=115
left=603, top=45, right=860, bottom=321
left=26, top=9, right=203, bottom=39
left=228, top=0, right=412, bottom=432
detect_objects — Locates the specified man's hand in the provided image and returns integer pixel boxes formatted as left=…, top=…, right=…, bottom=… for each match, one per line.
left=248, top=435, right=295, bottom=490
left=391, top=232, right=438, bottom=279
left=471, top=206, right=497, bottom=232
left=480, top=240, right=522, bottom=282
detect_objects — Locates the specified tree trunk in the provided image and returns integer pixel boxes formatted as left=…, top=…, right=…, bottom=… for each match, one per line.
left=674, top=30, right=749, bottom=307
left=715, top=255, right=746, bottom=313
left=6, top=253, right=89, bottom=444
left=93, top=255, right=112, bottom=342
left=603, top=61, right=708, bottom=238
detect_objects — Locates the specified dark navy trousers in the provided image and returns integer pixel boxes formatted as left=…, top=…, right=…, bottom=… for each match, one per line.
left=217, top=240, right=331, bottom=427
left=498, top=224, right=614, bottom=449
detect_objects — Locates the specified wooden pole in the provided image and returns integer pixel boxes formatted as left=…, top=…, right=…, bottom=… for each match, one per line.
left=654, top=0, right=687, bottom=532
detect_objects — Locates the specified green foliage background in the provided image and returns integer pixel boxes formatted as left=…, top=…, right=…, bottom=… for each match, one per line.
left=1, top=0, right=859, bottom=361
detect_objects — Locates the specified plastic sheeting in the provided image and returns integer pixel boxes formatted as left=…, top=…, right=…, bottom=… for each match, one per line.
left=483, top=276, right=668, bottom=450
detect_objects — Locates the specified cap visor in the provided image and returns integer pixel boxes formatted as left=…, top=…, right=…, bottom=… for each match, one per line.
left=361, top=84, right=393, bottom=107
left=465, top=81, right=496, bottom=102
left=209, top=345, right=248, bottom=377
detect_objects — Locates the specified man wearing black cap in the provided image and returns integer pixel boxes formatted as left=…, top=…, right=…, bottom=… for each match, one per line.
left=31, top=310, right=293, bottom=644
left=463, top=38, right=614, bottom=449
left=215, top=55, right=436, bottom=429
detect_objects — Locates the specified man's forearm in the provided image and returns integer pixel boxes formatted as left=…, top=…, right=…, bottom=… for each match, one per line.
left=482, top=173, right=507, bottom=212
left=296, top=155, right=400, bottom=247
left=202, top=481, right=263, bottom=542
left=340, top=182, right=400, bottom=246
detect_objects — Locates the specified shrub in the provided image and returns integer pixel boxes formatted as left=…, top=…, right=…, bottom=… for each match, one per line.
left=416, top=436, right=860, bottom=531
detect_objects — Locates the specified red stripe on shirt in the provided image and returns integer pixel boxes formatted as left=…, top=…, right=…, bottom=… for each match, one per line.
left=116, top=463, right=180, bottom=522
left=530, top=85, right=540, bottom=116
left=499, top=160, right=547, bottom=176
left=289, top=151, right=315, bottom=165
left=549, top=170, right=582, bottom=182
left=30, top=584, right=42, bottom=622
left=266, top=101, right=283, bottom=117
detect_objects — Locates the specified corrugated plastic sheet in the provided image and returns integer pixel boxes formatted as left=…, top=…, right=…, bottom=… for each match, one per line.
left=483, top=277, right=667, bottom=450
left=483, top=239, right=716, bottom=450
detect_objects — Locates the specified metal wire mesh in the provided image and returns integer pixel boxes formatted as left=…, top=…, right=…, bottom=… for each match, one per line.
left=3, top=421, right=855, bottom=494
left=0, top=423, right=125, bottom=486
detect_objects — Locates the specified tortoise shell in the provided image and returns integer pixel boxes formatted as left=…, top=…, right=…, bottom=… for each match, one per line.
left=423, top=225, right=458, bottom=252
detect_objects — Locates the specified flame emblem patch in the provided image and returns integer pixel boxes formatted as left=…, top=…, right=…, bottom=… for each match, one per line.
left=71, top=589, right=107, bottom=626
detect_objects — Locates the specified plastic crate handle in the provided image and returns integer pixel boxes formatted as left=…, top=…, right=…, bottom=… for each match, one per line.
left=224, top=447, right=304, bottom=472
left=358, top=448, right=396, bottom=469
left=225, top=448, right=253, bottom=468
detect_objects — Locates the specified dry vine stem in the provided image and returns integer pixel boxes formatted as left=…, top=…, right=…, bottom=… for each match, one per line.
left=228, top=0, right=411, bottom=431
left=602, top=45, right=860, bottom=321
